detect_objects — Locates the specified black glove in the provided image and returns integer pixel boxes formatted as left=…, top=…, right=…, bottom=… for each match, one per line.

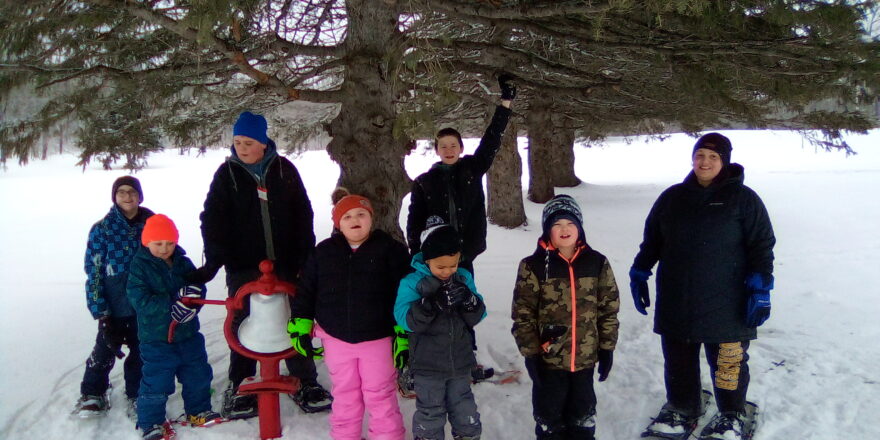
left=539, top=325, right=568, bottom=353
left=524, top=354, right=542, bottom=386
left=98, top=317, right=125, bottom=359
left=597, top=349, right=613, bottom=382
left=184, top=265, right=219, bottom=285
left=498, top=73, right=517, bottom=100
left=442, top=281, right=472, bottom=307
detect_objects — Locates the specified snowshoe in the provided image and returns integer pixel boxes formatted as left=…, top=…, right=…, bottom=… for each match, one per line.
left=397, top=366, right=416, bottom=399
left=474, top=369, right=522, bottom=385
left=641, top=389, right=712, bottom=440
left=142, top=421, right=176, bottom=440
left=221, top=385, right=258, bottom=420
left=290, top=380, right=333, bottom=413
left=179, top=410, right=226, bottom=427
left=697, top=402, right=759, bottom=440
left=470, top=364, right=495, bottom=383
left=71, top=393, right=110, bottom=419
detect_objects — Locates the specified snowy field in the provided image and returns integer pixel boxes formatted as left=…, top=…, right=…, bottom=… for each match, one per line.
left=1, top=129, right=879, bottom=440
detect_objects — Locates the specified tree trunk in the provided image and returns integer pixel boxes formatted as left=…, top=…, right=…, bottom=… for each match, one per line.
left=551, top=124, right=580, bottom=187
left=326, top=0, right=410, bottom=240
left=526, top=100, right=555, bottom=204
left=487, top=120, right=526, bottom=228
left=41, top=136, right=48, bottom=160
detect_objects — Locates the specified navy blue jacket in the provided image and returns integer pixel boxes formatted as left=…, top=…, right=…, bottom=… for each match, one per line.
left=84, top=206, right=154, bottom=319
left=633, top=164, right=775, bottom=343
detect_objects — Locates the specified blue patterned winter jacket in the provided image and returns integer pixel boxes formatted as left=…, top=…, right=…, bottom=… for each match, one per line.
left=84, top=205, right=154, bottom=319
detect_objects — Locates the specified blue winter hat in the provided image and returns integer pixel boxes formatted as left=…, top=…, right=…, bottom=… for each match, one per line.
left=233, top=111, right=269, bottom=144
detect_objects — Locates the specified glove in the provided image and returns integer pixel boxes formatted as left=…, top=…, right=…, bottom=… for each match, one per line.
left=629, top=267, right=652, bottom=315
left=178, top=285, right=204, bottom=310
left=597, top=349, right=613, bottom=382
left=98, top=316, right=125, bottom=359
left=392, top=325, right=409, bottom=369
left=539, top=325, right=568, bottom=353
left=183, top=264, right=219, bottom=285
left=498, top=73, right=517, bottom=100
left=287, top=318, right=324, bottom=360
left=442, top=281, right=472, bottom=308
left=170, top=301, right=196, bottom=324
left=459, top=292, right=479, bottom=312
left=745, top=273, right=773, bottom=327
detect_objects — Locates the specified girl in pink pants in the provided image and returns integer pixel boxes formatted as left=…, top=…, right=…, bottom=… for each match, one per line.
left=289, top=190, right=409, bottom=440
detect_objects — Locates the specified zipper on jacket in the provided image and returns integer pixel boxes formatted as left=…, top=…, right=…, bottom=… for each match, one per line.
left=559, top=248, right=582, bottom=373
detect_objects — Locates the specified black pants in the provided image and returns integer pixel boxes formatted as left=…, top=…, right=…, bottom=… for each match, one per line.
left=525, top=357, right=597, bottom=440
left=661, top=336, right=750, bottom=416
left=226, top=270, right=317, bottom=388
left=80, top=315, right=142, bottom=399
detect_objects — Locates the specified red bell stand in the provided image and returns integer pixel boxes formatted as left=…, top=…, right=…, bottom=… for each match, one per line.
left=169, top=260, right=300, bottom=440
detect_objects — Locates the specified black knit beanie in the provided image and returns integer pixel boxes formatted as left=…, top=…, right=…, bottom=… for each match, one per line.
left=111, top=176, right=143, bottom=202
left=693, top=133, right=732, bottom=166
left=420, top=216, right=462, bottom=260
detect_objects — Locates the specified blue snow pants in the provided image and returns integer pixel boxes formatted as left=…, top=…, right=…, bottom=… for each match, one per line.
left=137, top=332, right=212, bottom=430
left=80, top=315, right=141, bottom=399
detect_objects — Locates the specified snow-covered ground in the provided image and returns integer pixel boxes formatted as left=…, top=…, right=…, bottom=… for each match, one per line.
left=1, top=129, right=878, bottom=439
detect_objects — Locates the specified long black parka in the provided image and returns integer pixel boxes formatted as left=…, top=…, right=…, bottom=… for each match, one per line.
left=632, top=164, right=775, bottom=343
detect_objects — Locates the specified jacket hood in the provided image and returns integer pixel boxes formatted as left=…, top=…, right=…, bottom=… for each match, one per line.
left=229, top=138, right=278, bottom=166
left=410, top=252, right=434, bottom=276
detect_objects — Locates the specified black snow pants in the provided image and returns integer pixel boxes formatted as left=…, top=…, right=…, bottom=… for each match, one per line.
left=661, top=336, right=751, bottom=416
left=525, top=357, right=597, bottom=440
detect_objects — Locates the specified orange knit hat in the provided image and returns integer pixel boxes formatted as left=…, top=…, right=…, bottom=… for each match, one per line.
left=332, top=195, right=373, bottom=228
left=141, top=214, right=179, bottom=246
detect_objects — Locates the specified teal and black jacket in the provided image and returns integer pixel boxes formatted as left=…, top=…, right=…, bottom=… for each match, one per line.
left=127, top=245, right=207, bottom=343
left=394, top=253, right=486, bottom=377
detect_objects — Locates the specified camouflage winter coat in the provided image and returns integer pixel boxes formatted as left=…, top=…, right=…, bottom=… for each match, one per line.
left=512, top=240, right=620, bottom=372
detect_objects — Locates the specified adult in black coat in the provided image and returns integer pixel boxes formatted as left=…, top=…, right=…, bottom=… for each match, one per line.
left=630, top=133, right=775, bottom=440
left=191, top=111, right=327, bottom=419
left=406, top=75, right=515, bottom=274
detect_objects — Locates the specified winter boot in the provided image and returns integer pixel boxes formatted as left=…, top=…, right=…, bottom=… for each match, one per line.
left=643, top=405, right=700, bottom=438
left=221, top=385, right=258, bottom=420
left=290, top=380, right=333, bottom=413
left=142, top=423, right=174, bottom=440
left=126, top=397, right=138, bottom=424
left=72, top=393, right=110, bottom=418
left=186, top=410, right=224, bottom=427
left=698, top=412, right=745, bottom=440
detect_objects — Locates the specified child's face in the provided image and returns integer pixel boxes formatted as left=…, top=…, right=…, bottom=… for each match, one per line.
left=550, top=219, right=579, bottom=250
left=233, top=135, right=268, bottom=164
left=338, top=207, right=372, bottom=245
left=147, top=240, right=176, bottom=261
left=427, top=253, right=460, bottom=281
left=114, top=184, right=140, bottom=217
left=435, top=135, right=462, bottom=165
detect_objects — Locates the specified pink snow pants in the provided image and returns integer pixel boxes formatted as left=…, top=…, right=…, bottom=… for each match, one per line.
left=316, top=326, right=405, bottom=440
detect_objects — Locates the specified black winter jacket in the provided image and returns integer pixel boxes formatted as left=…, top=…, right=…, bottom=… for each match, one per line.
left=291, top=230, right=411, bottom=344
left=406, top=105, right=512, bottom=262
left=632, top=164, right=775, bottom=343
left=200, top=142, right=315, bottom=281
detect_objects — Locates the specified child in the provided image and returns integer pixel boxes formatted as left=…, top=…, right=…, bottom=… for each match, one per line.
left=405, top=75, right=515, bottom=275
left=394, top=216, right=487, bottom=440
left=126, top=214, right=221, bottom=440
left=73, top=176, right=153, bottom=420
left=511, top=195, right=620, bottom=440
left=289, top=189, right=410, bottom=440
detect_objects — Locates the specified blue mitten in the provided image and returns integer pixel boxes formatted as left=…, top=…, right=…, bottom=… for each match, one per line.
left=745, top=273, right=773, bottom=327
left=629, top=267, right=652, bottom=315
